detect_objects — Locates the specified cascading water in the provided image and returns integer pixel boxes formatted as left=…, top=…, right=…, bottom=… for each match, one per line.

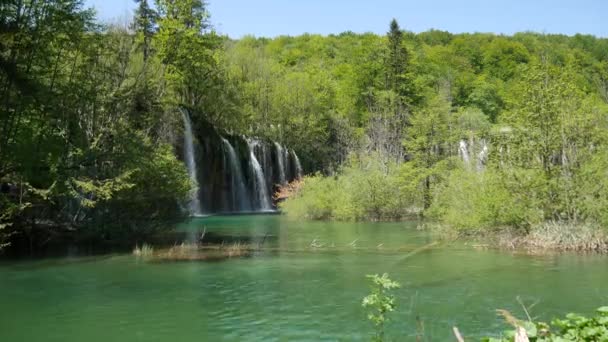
left=248, top=140, right=272, bottom=211
left=274, top=142, right=287, bottom=185
left=477, top=139, right=489, bottom=171
left=176, top=114, right=306, bottom=213
left=221, top=137, right=251, bottom=211
left=292, top=150, right=303, bottom=179
left=180, top=109, right=203, bottom=216
left=283, top=148, right=292, bottom=180
left=458, top=140, right=470, bottom=166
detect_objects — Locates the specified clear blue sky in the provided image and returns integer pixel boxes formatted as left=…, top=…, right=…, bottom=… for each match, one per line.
left=86, top=0, right=608, bottom=38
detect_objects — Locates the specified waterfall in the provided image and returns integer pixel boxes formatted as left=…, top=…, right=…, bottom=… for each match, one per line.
left=283, top=147, right=292, bottom=180
left=248, top=140, right=272, bottom=211
left=477, top=139, right=489, bottom=171
left=292, top=150, right=303, bottom=179
left=180, top=109, right=203, bottom=216
left=262, top=143, right=273, bottom=186
left=458, top=140, right=470, bottom=165
left=221, top=137, right=251, bottom=211
left=274, top=142, right=287, bottom=185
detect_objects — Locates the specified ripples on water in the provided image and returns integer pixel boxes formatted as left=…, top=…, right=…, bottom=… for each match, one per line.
left=0, top=215, right=606, bottom=341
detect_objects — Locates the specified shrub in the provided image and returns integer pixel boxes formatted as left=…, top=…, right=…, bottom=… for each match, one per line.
left=575, top=150, right=608, bottom=227
left=485, top=306, right=608, bottom=341
left=281, top=154, right=415, bottom=221
left=362, top=273, right=401, bottom=342
left=429, top=167, right=543, bottom=232
left=279, top=174, right=340, bottom=220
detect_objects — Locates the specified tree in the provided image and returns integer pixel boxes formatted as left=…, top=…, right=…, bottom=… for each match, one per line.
left=133, top=0, right=157, bottom=62
left=499, top=62, right=608, bottom=220
left=403, top=93, right=453, bottom=209
left=386, top=19, right=407, bottom=93
left=154, top=0, right=222, bottom=110
left=0, top=1, right=191, bottom=252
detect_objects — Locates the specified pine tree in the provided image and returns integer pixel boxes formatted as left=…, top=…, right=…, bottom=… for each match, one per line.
left=386, top=18, right=418, bottom=107
left=133, top=0, right=157, bottom=62
left=386, top=19, right=407, bottom=93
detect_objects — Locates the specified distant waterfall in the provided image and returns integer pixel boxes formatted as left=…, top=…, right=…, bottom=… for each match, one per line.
left=274, top=142, right=287, bottom=184
left=283, top=148, right=292, bottom=180
left=180, top=110, right=202, bottom=216
left=477, top=139, right=489, bottom=171
left=221, top=137, right=251, bottom=211
left=458, top=140, right=470, bottom=165
left=458, top=139, right=490, bottom=171
left=248, top=140, right=272, bottom=211
left=292, top=150, right=303, bottom=179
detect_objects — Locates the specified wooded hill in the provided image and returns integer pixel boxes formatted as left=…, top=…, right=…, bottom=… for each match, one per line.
left=2, top=0, right=608, bottom=252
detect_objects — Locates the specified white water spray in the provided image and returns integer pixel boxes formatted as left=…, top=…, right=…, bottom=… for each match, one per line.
left=180, top=109, right=202, bottom=216
left=477, top=139, right=489, bottom=171
left=458, top=140, right=470, bottom=166
left=274, top=142, right=287, bottom=184
left=248, top=140, right=272, bottom=211
left=221, top=137, right=251, bottom=211
left=292, top=151, right=303, bottom=179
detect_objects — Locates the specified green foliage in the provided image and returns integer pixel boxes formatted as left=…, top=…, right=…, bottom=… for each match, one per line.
left=402, top=93, right=454, bottom=209
left=482, top=38, right=530, bottom=80
left=0, top=0, right=198, bottom=250
left=3, top=2, right=608, bottom=251
left=429, top=168, right=544, bottom=231
left=132, top=0, right=156, bottom=61
left=281, top=154, right=414, bottom=221
left=486, top=307, right=608, bottom=342
left=362, top=273, right=401, bottom=342
left=575, top=150, right=608, bottom=226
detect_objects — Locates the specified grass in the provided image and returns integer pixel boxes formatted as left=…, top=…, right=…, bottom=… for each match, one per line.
left=132, top=243, right=154, bottom=257
left=151, top=242, right=254, bottom=262
left=498, top=221, right=608, bottom=253
left=427, top=221, right=608, bottom=253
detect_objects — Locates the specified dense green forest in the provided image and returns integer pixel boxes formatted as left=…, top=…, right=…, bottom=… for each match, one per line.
left=2, top=0, right=608, bottom=252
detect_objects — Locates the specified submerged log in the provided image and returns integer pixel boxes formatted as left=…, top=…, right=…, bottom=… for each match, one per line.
left=452, top=326, right=529, bottom=342
left=515, top=327, right=530, bottom=342
left=453, top=327, right=464, bottom=342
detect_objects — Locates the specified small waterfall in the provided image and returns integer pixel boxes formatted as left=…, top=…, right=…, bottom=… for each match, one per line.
left=248, top=140, right=272, bottom=211
left=283, top=147, right=292, bottom=180
left=477, top=139, right=489, bottom=171
left=292, top=150, right=303, bottom=179
left=221, top=137, right=251, bottom=211
left=262, top=143, right=273, bottom=186
left=274, top=142, right=287, bottom=184
left=458, top=140, right=470, bottom=166
left=180, top=109, right=202, bottom=216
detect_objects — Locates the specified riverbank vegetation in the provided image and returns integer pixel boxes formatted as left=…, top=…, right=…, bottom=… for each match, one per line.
left=3, top=0, right=608, bottom=253
left=275, top=21, right=608, bottom=250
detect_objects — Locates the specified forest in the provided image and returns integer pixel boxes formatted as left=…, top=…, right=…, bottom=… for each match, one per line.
left=2, top=0, right=608, bottom=253
left=3, top=1, right=608, bottom=341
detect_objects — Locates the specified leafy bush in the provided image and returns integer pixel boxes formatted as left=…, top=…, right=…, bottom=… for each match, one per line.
left=279, top=174, right=340, bottom=220
left=575, top=150, right=608, bottom=227
left=429, top=167, right=543, bottom=232
left=362, top=273, right=401, bottom=342
left=281, top=154, right=415, bottom=221
left=486, top=306, right=608, bottom=341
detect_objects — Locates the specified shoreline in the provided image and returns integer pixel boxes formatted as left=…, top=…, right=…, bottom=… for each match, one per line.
left=423, top=220, right=608, bottom=254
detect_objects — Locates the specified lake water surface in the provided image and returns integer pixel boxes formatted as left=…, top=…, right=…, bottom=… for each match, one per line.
left=1, top=215, right=606, bottom=341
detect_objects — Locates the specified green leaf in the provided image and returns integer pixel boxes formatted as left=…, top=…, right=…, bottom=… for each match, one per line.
left=597, top=306, right=608, bottom=315
left=522, top=321, right=537, bottom=338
